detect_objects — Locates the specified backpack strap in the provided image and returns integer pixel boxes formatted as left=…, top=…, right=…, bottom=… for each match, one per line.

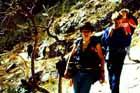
left=64, top=37, right=82, bottom=72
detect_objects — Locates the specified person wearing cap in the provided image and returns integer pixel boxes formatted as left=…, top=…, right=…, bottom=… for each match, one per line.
left=106, top=11, right=132, bottom=93
left=119, top=8, right=137, bottom=60
left=64, top=22, right=105, bottom=93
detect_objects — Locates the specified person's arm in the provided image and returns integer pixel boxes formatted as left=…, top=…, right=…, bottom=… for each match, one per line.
left=96, top=43, right=105, bottom=83
left=129, top=18, right=137, bottom=28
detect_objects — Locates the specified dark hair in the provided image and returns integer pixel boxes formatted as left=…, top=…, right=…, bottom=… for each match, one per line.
left=80, top=22, right=94, bottom=32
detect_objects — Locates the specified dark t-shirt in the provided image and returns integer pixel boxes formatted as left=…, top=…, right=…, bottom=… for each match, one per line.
left=109, top=27, right=131, bottom=48
left=74, top=36, right=100, bottom=69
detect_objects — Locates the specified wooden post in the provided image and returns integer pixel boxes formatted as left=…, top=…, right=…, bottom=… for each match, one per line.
left=58, top=74, right=62, bottom=93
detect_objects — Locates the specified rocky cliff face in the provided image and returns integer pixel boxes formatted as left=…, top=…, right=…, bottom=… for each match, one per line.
left=0, top=0, right=140, bottom=53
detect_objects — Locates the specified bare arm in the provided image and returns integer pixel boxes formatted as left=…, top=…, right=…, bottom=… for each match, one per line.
left=129, top=18, right=137, bottom=28
left=96, top=43, right=105, bottom=69
left=96, top=43, right=105, bottom=83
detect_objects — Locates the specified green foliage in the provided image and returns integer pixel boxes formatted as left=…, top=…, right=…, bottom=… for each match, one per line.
left=43, top=78, right=58, bottom=93
left=16, top=86, right=28, bottom=93
left=6, top=87, right=18, bottom=93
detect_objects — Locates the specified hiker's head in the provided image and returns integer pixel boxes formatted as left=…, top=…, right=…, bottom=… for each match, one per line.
left=119, top=8, right=129, bottom=18
left=80, top=22, right=94, bottom=38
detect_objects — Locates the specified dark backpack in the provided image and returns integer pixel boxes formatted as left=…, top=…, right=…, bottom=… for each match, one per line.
left=101, top=24, right=133, bottom=48
left=56, top=56, right=77, bottom=77
left=55, top=38, right=81, bottom=77
left=109, top=27, right=132, bottom=48
left=56, top=57, right=67, bottom=77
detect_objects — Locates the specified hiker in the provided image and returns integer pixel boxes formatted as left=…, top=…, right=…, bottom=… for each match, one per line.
left=37, top=42, right=48, bottom=60
left=43, top=46, right=47, bottom=58
left=106, top=11, right=133, bottom=93
left=27, top=44, right=33, bottom=59
left=64, top=22, right=105, bottom=93
left=119, top=8, right=137, bottom=59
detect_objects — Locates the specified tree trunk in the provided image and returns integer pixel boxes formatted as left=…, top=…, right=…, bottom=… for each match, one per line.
left=30, top=16, right=38, bottom=85
left=58, top=74, right=62, bottom=93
